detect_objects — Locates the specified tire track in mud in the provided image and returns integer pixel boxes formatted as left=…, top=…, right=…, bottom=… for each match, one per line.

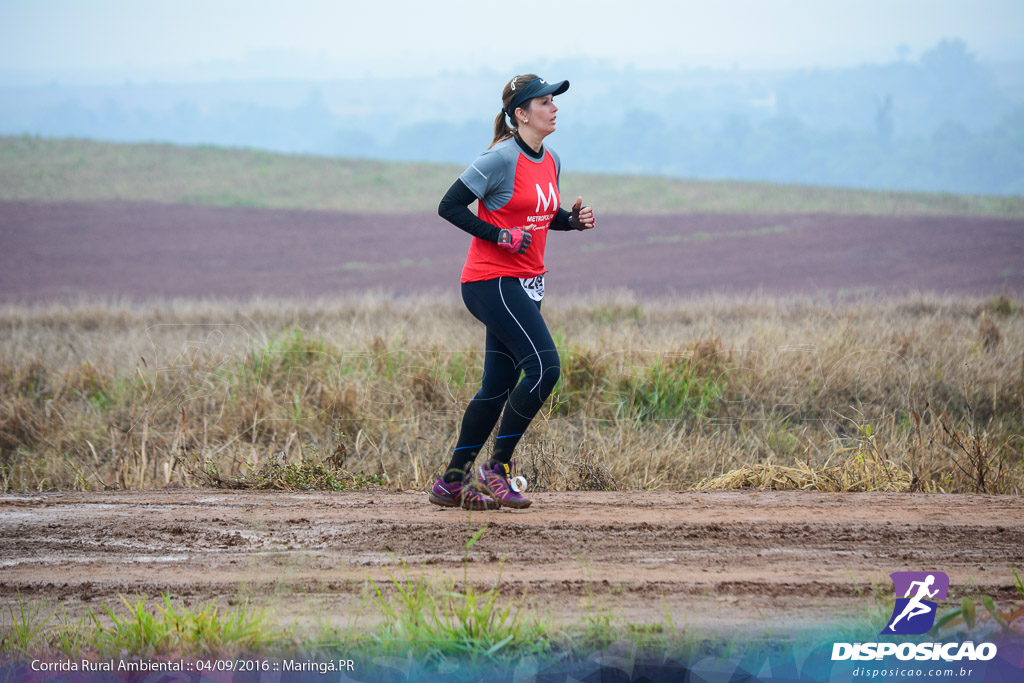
left=2, top=490, right=1022, bottom=634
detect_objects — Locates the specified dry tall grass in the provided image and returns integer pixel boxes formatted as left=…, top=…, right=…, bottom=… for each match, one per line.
left=1, top=292, right=1021, bottom=494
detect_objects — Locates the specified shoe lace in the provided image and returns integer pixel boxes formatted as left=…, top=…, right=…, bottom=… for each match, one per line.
left=484, top=462, right=511, bottom=489
left=497, top=462, right=528, bottom=494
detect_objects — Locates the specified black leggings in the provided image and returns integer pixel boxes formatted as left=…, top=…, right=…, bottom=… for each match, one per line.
left=444, top=277, right=561, bottom=480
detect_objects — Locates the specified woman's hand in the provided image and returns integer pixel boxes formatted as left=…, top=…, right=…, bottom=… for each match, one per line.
left=570, top=197, right=596, bottom=230
left=497, top=228, right=532, bottom=254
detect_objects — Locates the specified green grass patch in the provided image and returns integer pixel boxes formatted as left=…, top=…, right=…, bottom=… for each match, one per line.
left=92, top=594, right=281, bottom=657
left=619, top=357, right=726, bottom=423
left=0, top=581, right=688, bottom=667
left=6, top=567, right=1022, bottom=676
left=2, top=590, right=53, bottom=656
left=368, top=559, right=551, bottom=666
left=1, top=591, right=287, bottom=659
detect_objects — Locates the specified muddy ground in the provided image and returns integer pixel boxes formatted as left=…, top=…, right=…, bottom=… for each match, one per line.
left=2, top=200, right=1022, bottom=303
left=2, top=490, right=1022, bottom=636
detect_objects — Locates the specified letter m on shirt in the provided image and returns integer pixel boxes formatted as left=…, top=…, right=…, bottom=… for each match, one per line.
left=535, top=183, right=558, bottom=212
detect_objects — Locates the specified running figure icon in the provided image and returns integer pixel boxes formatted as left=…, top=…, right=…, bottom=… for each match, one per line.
left=888, top=574, right=940, bottom=631
left=882, top=571, right=949, bottom=635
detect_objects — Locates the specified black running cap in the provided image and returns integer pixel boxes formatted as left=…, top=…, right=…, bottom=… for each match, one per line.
left=506, top=77, right=569, bottom=117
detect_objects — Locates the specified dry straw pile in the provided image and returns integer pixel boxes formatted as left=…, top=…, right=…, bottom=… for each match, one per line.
left=693, top=459, right=913, bottom=492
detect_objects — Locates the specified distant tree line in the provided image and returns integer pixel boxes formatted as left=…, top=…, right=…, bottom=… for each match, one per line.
left=2, top=39, right=1021, bottom=195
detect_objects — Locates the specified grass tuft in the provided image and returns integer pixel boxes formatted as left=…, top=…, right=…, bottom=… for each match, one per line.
left=3, top=590, right=53, bottom=655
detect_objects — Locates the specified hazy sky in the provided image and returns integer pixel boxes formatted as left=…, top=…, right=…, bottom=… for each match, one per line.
left=2, top=0, right=1023, bottom=82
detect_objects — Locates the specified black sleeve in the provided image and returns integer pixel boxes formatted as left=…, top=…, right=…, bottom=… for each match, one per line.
left=550, top=207, right=574, bottom=231
left=438, top=179, right=502, bottom=243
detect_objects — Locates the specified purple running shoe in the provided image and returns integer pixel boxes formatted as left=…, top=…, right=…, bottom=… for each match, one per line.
left=428, top=476, right=498, bottom=510
left=477, top=461, right=532, bottom=509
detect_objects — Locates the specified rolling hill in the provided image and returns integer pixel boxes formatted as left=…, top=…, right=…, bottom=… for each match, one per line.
left=3, top=135, right=1022, bottom=217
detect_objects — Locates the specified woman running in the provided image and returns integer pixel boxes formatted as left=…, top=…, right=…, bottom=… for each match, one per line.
left=431, top=73, right=596, bottom=510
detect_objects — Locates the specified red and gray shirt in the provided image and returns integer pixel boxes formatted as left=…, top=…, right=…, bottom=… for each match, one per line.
left=457, top=137, right=562, bottom=283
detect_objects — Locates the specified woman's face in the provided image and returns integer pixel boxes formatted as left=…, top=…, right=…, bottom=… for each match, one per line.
left=517, top=94, right=558, bottom=138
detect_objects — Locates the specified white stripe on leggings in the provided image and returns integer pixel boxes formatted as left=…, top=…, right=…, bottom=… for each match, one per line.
left=497, top=277, right=543, bottom=393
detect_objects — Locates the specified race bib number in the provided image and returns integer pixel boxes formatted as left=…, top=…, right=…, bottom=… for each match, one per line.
left=519, top=275, right=545, bottom=301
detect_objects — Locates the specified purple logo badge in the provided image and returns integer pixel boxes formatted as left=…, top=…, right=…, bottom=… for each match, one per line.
left=881, top=571, right=950, bottom=635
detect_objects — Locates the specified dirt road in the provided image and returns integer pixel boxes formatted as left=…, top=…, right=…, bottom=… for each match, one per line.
left=2, top=490, right=1022, bottom=636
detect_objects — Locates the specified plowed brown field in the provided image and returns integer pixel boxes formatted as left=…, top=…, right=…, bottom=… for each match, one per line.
left=2, top=200, right=1022, bottom=303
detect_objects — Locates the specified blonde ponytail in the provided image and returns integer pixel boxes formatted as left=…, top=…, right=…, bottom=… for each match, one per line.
left=490, top=110, right=515, bottom=148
